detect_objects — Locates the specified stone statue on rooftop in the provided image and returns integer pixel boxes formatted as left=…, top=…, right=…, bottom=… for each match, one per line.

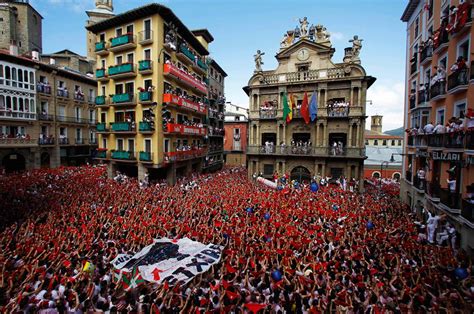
left=299, top=17, right=309, bottom=38
left=280, top=31, right=295, bottom=48
left=349, top=35, right=363, bottom=59
left=315, top=24, right=331, bottom=46
left=254, top=50, right=265, bottom=72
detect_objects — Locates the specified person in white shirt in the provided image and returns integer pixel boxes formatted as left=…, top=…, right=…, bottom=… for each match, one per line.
left=423, top=122, right=434, bottom=134
left=433, top=122, right=445, bottom=134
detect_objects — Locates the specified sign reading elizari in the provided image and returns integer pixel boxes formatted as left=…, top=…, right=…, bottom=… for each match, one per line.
left=431, top=151, right=462, bottom=161
left=112, top=238, right=223, bottom=285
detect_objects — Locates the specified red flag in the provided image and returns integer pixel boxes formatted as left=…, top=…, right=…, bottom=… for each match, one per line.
left=301, top=91, right=310, bottom=124
left=245, top=303, right=267, bottom=313
left=226, top=290, right=239, bottom=301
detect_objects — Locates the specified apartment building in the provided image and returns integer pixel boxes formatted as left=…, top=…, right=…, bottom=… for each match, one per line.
left=86, top=3, right=224, bottom=183
left=401, top=0, right=474, bottom=253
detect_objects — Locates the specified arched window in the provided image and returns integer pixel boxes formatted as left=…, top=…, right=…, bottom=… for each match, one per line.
left=393, top=172, right=401, bottom=181
left=12, top=97, right=17, bottom=111
left=18, top=68, right=22, bottom=82
left=6, top=96, right=11, bottom=109
left=23, top=70, right=28, bottom=82
left=0, top=65, right=3, bottom=78
left=19, top=98, right=24, bottom=111
left=29, top=72, right=34, bottom=90
left=372, top=171, right=381, bottom=178
left=0, top=95, right=4, bottom=109
left=12, top=67, right=17, bottom=81
left=29, top=99, right=34, bottom=112
left=5, top=66, right=10, bottom=80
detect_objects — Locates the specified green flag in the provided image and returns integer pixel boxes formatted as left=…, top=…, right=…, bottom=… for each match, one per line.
left=282, top=92, right=291, bottom=123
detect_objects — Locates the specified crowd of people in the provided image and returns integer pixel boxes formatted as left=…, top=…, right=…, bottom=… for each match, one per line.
left=0, top=132, right=31, bottom=140
left=327, top=101, right=350, bottom=117
left=0, top=166, right=472, bottom=313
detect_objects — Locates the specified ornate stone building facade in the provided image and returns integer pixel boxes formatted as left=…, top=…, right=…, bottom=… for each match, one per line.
left=244, top=18, right=375, bottom=188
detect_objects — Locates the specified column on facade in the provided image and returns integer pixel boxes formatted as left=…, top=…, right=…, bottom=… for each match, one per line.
left=256, top=124, right=260, bottom=146
left=323, top=122, right=328, bottom=147
left=355, top=123, right=360, bottom=147
left=348, top=121, right=353, bottom=148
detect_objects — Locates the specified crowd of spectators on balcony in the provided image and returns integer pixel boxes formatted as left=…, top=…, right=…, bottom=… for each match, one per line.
left=164, top=85, right=205, bottom=108
left=0, top=132, right=30, bottom=139
left=138, top=86, right=154, bottom=93
left=57, top=86, right=69, bottom=98
left=260, top=101, right=276, bottom=118
left=0, top=166, right=473, bottom=313
left=430, top=65, right=446, bottom=87
left=38, top=133, right=54, bottom=145
left=208, top=126, right=224, bottom=136
left=209, top=107, right=224, bottom=119
left=327, top=101, right=350, bottom=117
left=74, top=87, right=85, bottom=101
left=36, top=80, right=52, bottom=94
left=182, top=119, right=204, bottom=128
left=407, top=110, right=474, bottom=140
left=165, top=59, right=207, bottom=88
left=331, top=140, right=345, bottom=156
left=449, top=56, right=469, bottom=83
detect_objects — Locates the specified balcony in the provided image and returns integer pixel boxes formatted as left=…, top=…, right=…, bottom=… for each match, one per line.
left=108, top=63, right=136, bottom=79
left=259, top=108, right=276, bottom=119
left=57, top=89, right=69, bottom=99
left=58, top=138, right=69, bottom=145
left=417, top=89, right=430, bottom=106
left=139, top=91, right=153, bottom=103
left=138, top=121, right=154, bottom=133
left=138, top=60, right=153, bottom=74
left=413, top=135, right=427, bottom=147
left=75, top=138, right=86, bottom=145
left=466, top=131, right=474, bottom=150
left=95, top=41, right=109, bottom=56
left=440, top=188, right=461, bottom=212
left=37, top=83, right=52, bottom=95
left=162, top=93, right=207, bottom=114
left=96, top=123, right=108, bottom=132
left=426, top=133, right=443, bottom=147
left=111, top=93, right=135, bottom=106
left=139, top=30, right=153, bottom=45
left=426, top=181, right=441, bottom=201
left=38, top=137, right=55, bottom=145
left=0, top=110, right=36, bottom=120
left=176, top=44, right=195, bottom=64
left=96, top=150, right=107, bottom=159
left=444, top=131, right=465, bottom=149
left=56, top=116, right=90, bottom=124
left=327, top=105, right=349, bottom=118
left=447, top=68, right=469, bottom=94
left=38, top=113, right=54, bottom=121
left=164, top=148, right=207, bottom=162
left=139, top=151, right=153, bottom=162
left=433, top=27, right=449, bottom=54
left=165, top=123, right=207, bottom=136
left=0, top=138, right=38, bottom=147
left=419, top=44, right=433, bottom=65
left=95, top=95, right=109, bottom=107
left=410, top=59, right=418, bottom=76
left=429, top=80, right=446, bottom=101
left=192, top=59, right=208, bottom=75
left=73, top=93, right=86, bottom=103
left=246, top=145, right=366, bottom=158
left=110, top=121, right=136, bottom=133
left=96, top=68, right=108, bottom=81
left=409, top=94, right=416, bottom=109
left=111, top=150, right=136, bottom=161
left=461, top=199, right=474, bottom=224
left=109, top=34, right=136, bottom=52
left=163, top=63, right=207, bottom=95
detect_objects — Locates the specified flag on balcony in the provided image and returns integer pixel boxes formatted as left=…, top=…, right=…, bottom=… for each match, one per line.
left=301, top=91, right=310, bottom=124
left=309, top=91, right=318, bottom=121
left=282, top=92, right=292, bottom=123
left=288, top=93, right=295, bottom=123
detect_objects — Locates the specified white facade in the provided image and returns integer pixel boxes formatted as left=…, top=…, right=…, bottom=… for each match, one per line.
left=0, top=61, right=37, bottom=121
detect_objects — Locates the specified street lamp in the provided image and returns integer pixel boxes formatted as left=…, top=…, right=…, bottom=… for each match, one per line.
left=380, top=160, right=390, bottom=180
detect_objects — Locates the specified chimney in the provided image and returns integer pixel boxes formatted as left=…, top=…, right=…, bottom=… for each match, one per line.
left=370, top=115, right=383, bottom=134
left=9, top=44, right=18, bottom=56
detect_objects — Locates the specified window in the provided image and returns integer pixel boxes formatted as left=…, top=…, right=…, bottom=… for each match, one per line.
left=144, top=49, right=151, bottom=60
left=126, top=53, right=134, bottom=63
left=145, top=139, right=151, bottom=153
left=439, top=54, right=447, bottom=70
left=436, top=108, right=445, bottom=125
left=117, top=139, right=124, bottom=151
left=115, top=84, right=124, bottom=94
left=99, top=33, right=105, bottom=42
left=125, top=82, right=134, bottom=93
left=76, top=128, right=81, bottom=140
left=126, top=24, right=134, bottom=34
left=101, top=112, right=106, bottom=123
left=116, top=28, right=122, bottom=37
left=164, top=139, right=169, bottom=152
left=263, top=164, right=274, bottom=176
left=89, top=110, right=95, bottom=123
left=457, top=37, right=470, bottom=62
left=454, top=101, right=466, bottom=118
left=144, top=79, right=152, bottom=90
left=398, top=140, right=402, bottom=146
left=101, top=85, right=106, bottom=96
left=128, top=139, right=134, bottom=152
left=374, top=140, right=378, bottom=146
left=365, top=139, right=369, bottom=145
left=414, top=17, right=419, bottom=38
left=382, top=140, right=387, bottom=146
left=116, top=56, right=123, bottom=65
left=102, top=138, right=107, bottom=148
left=101, top=59, right=106, bottom=69
left=391, top=140, right=395, bottom=146
left=75, top=107, right=81, bottom=120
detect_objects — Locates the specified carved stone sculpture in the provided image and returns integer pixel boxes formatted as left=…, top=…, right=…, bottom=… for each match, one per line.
left=349, top=35, right=363, bottom=62
left=254, top=50, right=265, bottom=72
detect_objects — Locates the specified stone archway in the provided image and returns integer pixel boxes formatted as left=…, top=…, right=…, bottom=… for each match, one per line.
left=2, top=153, right=26, bottom=174
left=291, top=166, right=311, bottom=183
